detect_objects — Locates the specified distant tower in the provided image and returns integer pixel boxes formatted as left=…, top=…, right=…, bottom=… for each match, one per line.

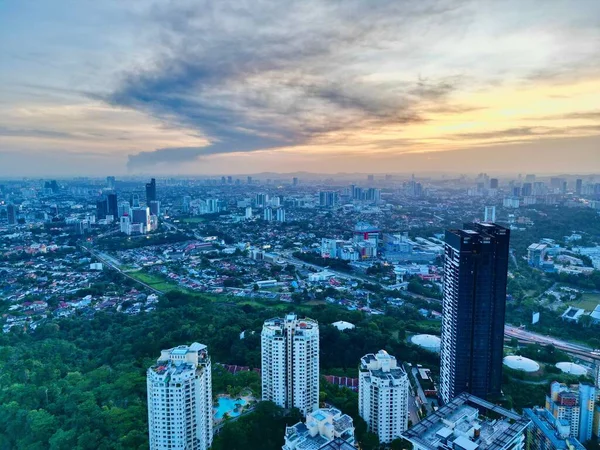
left=440, top=223, right=510, bottom=403
left=484, top=206, right=496, bottom=223
left=245, top=206, right=253, bottom=219
left=147, top=343, right=212, bottom=450
left=107, top=192, right=118, bottom=218
left=145, top=178, right=157, bottom=203
left=276, top=208, right=286, bottom=222
left=261, top=314, right=319, bottom=415
left=7, top=204, right=17, bottom=225
left=263, top=207, right=273, bottom=221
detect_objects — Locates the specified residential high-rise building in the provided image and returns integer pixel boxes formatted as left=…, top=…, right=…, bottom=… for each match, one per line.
left=490, top=178, right=499, bottom=189
left=276, top=208, right=286, bottom=223
left=107, top=192, right=118, bottom=218
left=106, top=176, right=116, bottom=189
left=440, top=223, right=510, bottom=403
left=483, top=206, right=496, bottom=223
left=522, top=182, right=533, bottom=196
left=7, top=204, right=17, bottom=225
left=147, top=343, right=212, bottom=450
left=292, top=177, right=299, bottom=186
left=283, top=407, right=355, bottom=450
left=263, top=207, right=273, bottom=221
left=525, top=407, right=586, bottom=450
left=261, top=314, right=319, bottom=416
left=546, top=382, right=597, bottom=443
left=402, top=393, right=531, bottom=450
left=359, top=350, right=409, bottom=444
left=245, top=206, right=253, bottom=219
left=247, top=176, right=253, bottom=184
left=182, top=196, right=191, bottom=214
left=319, top=191, right=339, bottom=207
left=576, top=179, right=583, bottom=195
left=256, top=193, right=269, bottom=207
left=145, top=178, right=157, bottom=203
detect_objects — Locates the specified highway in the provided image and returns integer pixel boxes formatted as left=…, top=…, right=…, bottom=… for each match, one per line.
left=81, top=244, right=164, bottom=295
left=505, top=325, right=600, bottom=362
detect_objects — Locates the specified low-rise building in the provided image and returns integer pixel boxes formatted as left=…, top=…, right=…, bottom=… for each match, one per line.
left=283, top=407, right=355, bottom=450
left=402, top=393, right=531, bottom=450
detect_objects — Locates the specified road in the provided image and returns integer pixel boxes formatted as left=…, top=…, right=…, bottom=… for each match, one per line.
left=505, top=325, right=600, bottom=362
left=82, top=245, right=164, bottom=295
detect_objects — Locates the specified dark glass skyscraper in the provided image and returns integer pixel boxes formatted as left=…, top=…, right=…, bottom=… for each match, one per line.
left=107, top=192, right=118, bottom=218
left=145, top=178, right=157, bottom=203
left=440, top=223, right=510, bottom=404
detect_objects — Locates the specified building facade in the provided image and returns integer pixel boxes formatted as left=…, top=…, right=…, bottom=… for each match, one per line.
left=358, top=350, right=409, bottom=444
left=525, top=407, right=586, bottom=450
left=440, top=223, right=510, bottom=403
left=261, top=314, right=319, bottom=416
left=147, top=343, right=213, bottom=450
left=546, top=381, right=597, bottom=443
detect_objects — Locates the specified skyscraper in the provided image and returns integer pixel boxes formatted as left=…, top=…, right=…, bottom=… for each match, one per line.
left=261, top=314, right=319, bottom=416
left=96, top=196, right=108, bottom=220
left=7, top=204, right=17, bottom=225
left=147, top=343, right=213, bottom=450
left=576, top=179, right=583, bottom=195
left=106, top=176, right=116, bottom=189
left=440, top=223, right=510, bottom=403
left=359, top=350, right=409, bottom=444
left=149, top=200, right=160, bottom=217
left=107, top=192, right=118, bottom=218
left=145, top=178, right=157, bottom=203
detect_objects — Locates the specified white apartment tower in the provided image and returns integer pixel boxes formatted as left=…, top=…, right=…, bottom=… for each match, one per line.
left=261, top=314, right=319, bottom=416
left=359, top=350, right=409, bottom=444
left=147, top=343, right=213, bottom=450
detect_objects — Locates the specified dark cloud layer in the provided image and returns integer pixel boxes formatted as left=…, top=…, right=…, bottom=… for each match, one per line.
left=107, top=0, right=471, bottom=170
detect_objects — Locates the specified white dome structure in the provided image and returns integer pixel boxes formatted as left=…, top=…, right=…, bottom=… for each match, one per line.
left=503, top=355, right=540, bottom=372
left=410, top=334, right=441, bottom=352
left=555, top=362, right=588, bottom=376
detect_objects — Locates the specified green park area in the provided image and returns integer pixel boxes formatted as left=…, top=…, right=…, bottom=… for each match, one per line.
left=569, top=293, right=600, bottom=311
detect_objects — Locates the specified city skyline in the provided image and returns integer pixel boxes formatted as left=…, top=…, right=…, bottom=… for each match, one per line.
left=2, top=0, right=600, bottom=177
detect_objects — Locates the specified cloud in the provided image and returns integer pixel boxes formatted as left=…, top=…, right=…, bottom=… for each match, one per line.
left=106, top=0, right=472, bottom=170
left=0, top=126, right=74, bottom=139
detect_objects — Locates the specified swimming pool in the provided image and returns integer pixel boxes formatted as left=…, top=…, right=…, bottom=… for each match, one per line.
left=214, top=397, right=247, bottom=419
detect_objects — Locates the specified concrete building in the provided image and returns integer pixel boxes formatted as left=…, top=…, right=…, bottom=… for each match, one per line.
left=546, top=382, right=597, bottom=443
left=149, top=200, right=161, bottom=217
left=283, top=407, right=355, bottom=450
left=276, top=208, right=286, bottom=223
left=483, top=206, right=496, bottom=223
left=359, top=350, right=409, bottom=444
left=261, top=314, right=319, bottom=416
left=524, top=407, right=586, bottom=450
left=528, top=243, right=548, bottom=268
left=245, top=206, right=253, bottom=219
left=402, top=393, right=530, bottom=450
left=147, top=343, right=212, bottom=450
left=264, top=207, right=273, bottom=221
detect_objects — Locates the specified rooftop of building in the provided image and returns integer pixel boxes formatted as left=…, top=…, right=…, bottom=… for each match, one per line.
left=523, top=408, right=586, bottom=450
left=285, top=408, right=355, bottom=450
left=402, top=394, right=530, bottom=450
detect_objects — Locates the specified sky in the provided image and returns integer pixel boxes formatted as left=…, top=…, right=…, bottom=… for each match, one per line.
left=1, top=0, right=599, bottom=177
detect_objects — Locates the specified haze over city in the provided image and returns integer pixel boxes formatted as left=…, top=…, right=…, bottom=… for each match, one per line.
left=1, top=0, right=600, bottom=177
